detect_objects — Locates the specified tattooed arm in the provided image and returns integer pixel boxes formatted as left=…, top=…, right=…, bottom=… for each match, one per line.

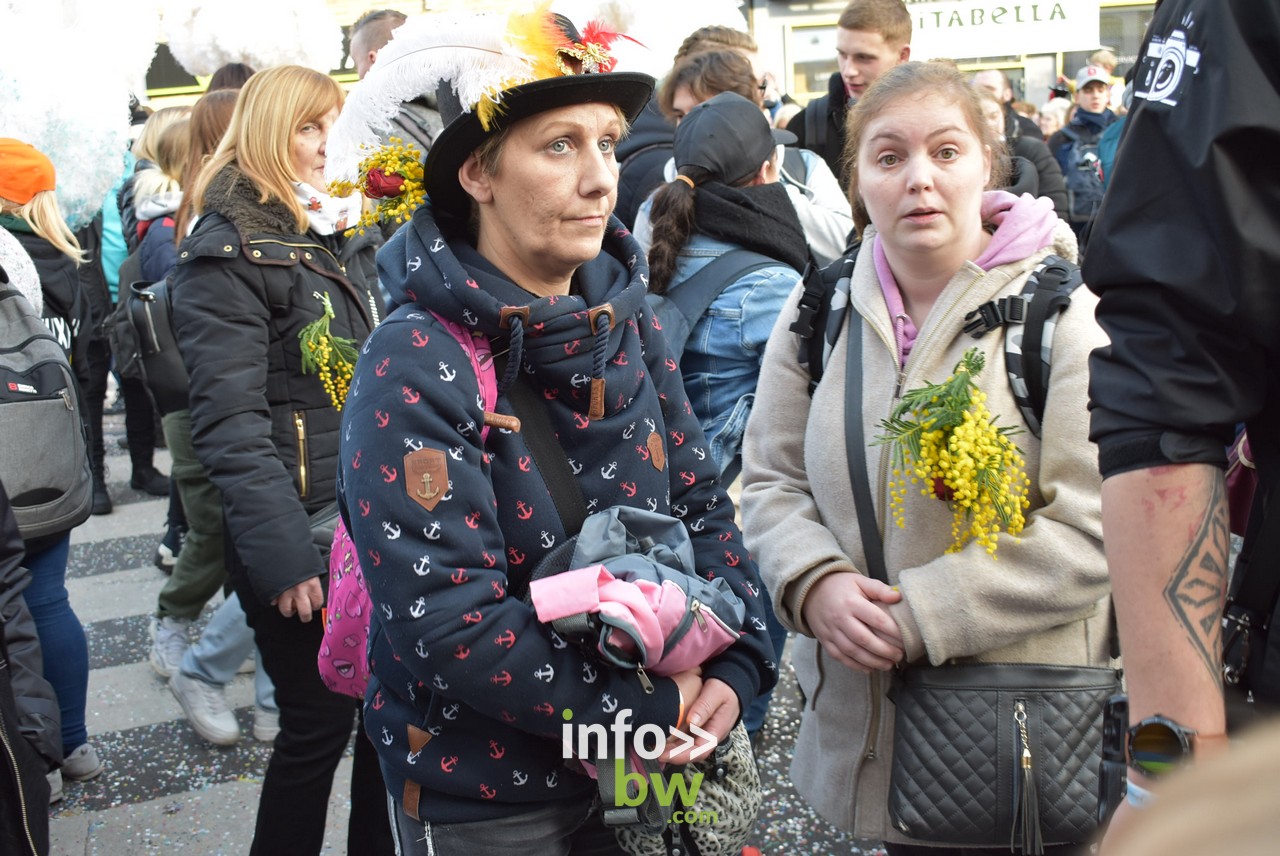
left=1101, top=463, right=1229, bottom=731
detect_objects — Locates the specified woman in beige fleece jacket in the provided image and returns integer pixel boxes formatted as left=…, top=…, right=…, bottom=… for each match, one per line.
left=740, top=63, right=1114, bottom=853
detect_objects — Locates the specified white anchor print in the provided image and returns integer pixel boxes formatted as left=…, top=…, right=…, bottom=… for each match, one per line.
left=744, top=581, right=760, bottom=597
left=586, top=498, right=599, bottom=512
left=430, top=238, right=445, bottom=253
left=440, top=480, right=453, bottom=502
left=462, top=309, right=478, bottom=326
left=424, top=521, right=442, bottom=540
left=534, top=664, right=555, bottom=682
left=382, top=603, right=393, bottom=620
left=432, top=674, right=448, bottom=691
left=428, top=725, right=442, bottom=737
left=381, top=727, right=393, bottom=746
left=407, top=747, right=422, bottom=765
left=406, top=312, right=426, bottom=320
left=351, top=375, right=361, bottom=397
left=644, top=418, right=656, bottom=434
left=513, top=771, right=528, bottom=786
left=413, top=555, right=431, bottom=576
left=600, top=461, right=618, bottom=480
left=549, top=631, right=568, bottom=650
left=383, top=521, right=402, bottom=540
left=415, top=639, right=429, bottom=659
left=750, top=616, right=767, bottom=631
left=404, top=437, right=424, bottom=452
left=672, top=503, right=688, bottom=518
left=568, top=458, right=583, bottom=475
left=689, top=518, right=705, bottom=533
left=439, top=362, right=457, bottom=382
left=442, top=704, right=460, bottom=721
left=645, top=497, right=658, bottom=513
left=570, top=373, right=590, bottom=388
left=582, top=662, right=598, bottom=683
left=622, top=422, right=636, bottom=440
left=449, top=445, right=464, bottom=461
left=408, top=255, right=423, bottom=270
left=546, top=771, right=558, bottom=788
left=692, top=446, right=706, bottom=461
left=409, top=597, right=427, bottom=618
left=540, top=531, right=555, bottom=549
left=601, top=694, right=618, bottom=713
left=707, top=494, right=720, bottom=511
left=407, top=682, right=416, bottom=701
left=457, top=420, right=475, bottom=437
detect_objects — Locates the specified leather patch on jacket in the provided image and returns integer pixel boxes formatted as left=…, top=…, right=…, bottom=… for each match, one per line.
left=647, top=431, right=666, bottom=472
left=404, top=448, right=448, bottom=512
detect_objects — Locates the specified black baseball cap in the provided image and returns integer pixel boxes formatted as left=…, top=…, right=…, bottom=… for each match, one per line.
left=673, top=91, right=796, bottom=186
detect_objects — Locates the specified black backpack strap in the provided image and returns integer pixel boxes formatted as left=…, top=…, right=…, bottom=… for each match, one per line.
left=780, top=147, right=809, bottom=192
left=655, top=249, right=778, bottom=353
left=964, top=254, right=1081, bottom=437
left=804, top=93, right=829, bottom=156
left=791, top=244, right=859, bottom=396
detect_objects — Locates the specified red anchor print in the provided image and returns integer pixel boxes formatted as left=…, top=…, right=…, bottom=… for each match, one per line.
left=490, top=670, right=512, bottom=687
left=489, top=741, right=506, bottom=760
left=533, top=703, right=555, bottom=716
left=564, top=340, right=581, bottom=355
left=479, top=784, right=497, bottom=800
left=619, top=481, right=638, bottom=498
left=507, top=547, right=526, bottom=566
left=352, top=450, right=362, bottom=469
left=358, top=499, right=371, bottom=517
left=669, top=430, right=685, bottom=446
left=665, top=358, right=678, bottom=373
left=411, top=329, right=430, bottom=347
left=375, top=357, right=390, bottom=377
left=612, top=352, right=628, bottom=366
left=636, top=445, right=650, bottom=461
left=405, top=288, right=416, bottom=302
left=372, top=692, right=385, bottom=710
left=454, top=644, right=470, bottom=659
left=494, top=629, right=516, bottom=648
left=464, top=511, right=481, bottom=529
left=574, top=413, right=590, bottom=430
left=441, top=756, right=459, bottom=773
left=491, top=580, right=505, bottom=599
left=451, top=568, right=469, bottom=584
left=462, top=611, right=482, bottom=625
left=368, top=549, right=381, bottom=567
left=500, top=711, right=516, bottom=723
left=718, top=531, right=732, bottom=542
left=515, top=501, right=534, bottom=520
left=532, top=321, right=546, bottom=333
left=651, top=314, right=663, bottom=330
left=481, top=550, right=496, bottom=568
left=402, top=386, right=420, bottom=404
left=518, top=456, right=532, bottom=472
left=465, top=278, right=479, bottom=289
left=543, top=388, right=559, bottom=401
left=375, top=410, right=390, bottom=429
left=380, top=464, right=397, bottom=483
left=680, top=471, right=696, bottom=486
left=724, top=551, right=741, bottom=567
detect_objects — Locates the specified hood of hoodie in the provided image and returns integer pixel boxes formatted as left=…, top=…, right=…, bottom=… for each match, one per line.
left=134, top=190, right=183, bottom=222
left=380, top=201, right=652, bottom=398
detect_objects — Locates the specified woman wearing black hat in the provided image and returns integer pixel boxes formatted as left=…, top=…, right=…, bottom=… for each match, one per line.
left=330, top=6, right=775, bottom=853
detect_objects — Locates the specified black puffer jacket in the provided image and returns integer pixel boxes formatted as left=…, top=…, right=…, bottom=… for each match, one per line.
left=171, top=165, right=381, bottom=610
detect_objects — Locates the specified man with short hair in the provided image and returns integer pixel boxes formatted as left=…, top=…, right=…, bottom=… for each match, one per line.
left=348, top=9, right=443, bottom=155
left=1047, top=65, right=1118, bottom=245
left=785, top=0, right=910, bottom=189
left=972, top=68, right=1044, bottom=141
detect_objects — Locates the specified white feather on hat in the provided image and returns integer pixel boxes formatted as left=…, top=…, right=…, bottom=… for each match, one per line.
left=160, top=0, right=343, bottom=77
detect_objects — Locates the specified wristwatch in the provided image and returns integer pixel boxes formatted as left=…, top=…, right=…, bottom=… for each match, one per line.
left=1127, top=714, right=1227, bottom=778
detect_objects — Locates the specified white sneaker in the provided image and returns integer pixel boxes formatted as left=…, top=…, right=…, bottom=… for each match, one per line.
left=150, top=616, right=192, bottom=678
left=252, top=708, right=280, bottom=742
left=61, top=743, right=103, bottom=781
left=169, top=671, right=241, bottom=746
left=47, top=769, right=63, bottom=804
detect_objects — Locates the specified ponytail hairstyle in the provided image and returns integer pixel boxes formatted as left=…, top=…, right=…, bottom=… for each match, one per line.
left=646, top=167, right=711, bottom=295
left=133, top=118, right=190, bottom=200
left=0, top=191, right=85, bottom=265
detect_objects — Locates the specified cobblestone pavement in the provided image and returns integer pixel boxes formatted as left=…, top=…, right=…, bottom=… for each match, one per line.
left=47, top=408, right=883, bottom=854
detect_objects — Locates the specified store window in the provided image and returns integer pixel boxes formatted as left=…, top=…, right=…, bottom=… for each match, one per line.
left=1064, top=3, right=1155, bottom=77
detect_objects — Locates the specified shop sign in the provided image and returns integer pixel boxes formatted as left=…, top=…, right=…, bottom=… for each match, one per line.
left=909, top=0, right=1101, bottom=59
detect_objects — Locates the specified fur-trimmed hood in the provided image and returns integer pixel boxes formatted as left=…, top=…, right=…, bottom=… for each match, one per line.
left=202, top=165, right=301, bottom=237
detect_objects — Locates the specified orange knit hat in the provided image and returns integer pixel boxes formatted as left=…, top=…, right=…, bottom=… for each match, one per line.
left=0, top=138, right=57, bottom=205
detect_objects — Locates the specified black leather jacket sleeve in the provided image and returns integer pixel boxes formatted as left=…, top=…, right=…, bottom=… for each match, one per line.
left=1086, top=0, right=1280, bottom=478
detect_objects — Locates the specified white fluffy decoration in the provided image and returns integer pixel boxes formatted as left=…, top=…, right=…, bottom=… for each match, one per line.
left=552, top=0, right=748, bottom=78
left=326, top=7, right=547, bottom=186
left=0, top=0, right=144, bottom=229
left=161, top=0, right=343, bottom=77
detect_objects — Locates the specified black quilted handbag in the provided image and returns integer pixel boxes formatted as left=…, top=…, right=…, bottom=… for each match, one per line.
left=886, top=663, right=1121, bottom=852
left=839, top=320, right=1122, bottom=853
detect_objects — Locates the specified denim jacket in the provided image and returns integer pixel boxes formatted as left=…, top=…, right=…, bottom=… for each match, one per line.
left=672, top=234, right=802, bottom=475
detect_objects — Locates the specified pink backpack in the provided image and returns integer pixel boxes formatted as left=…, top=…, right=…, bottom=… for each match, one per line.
left=317, top=313, right=497, bottom=698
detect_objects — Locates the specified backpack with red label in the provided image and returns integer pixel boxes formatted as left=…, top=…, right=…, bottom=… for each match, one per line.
left=317, top=312, right=497, bottom=697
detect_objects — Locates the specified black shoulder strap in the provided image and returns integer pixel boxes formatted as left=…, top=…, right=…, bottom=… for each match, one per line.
left=805, top=93, right=829, bottom=154
left=781, top=147, right=808, bottom=188
left=791, top=245, right=859, bottom=396
left=658, top=248, right=777, bottom=338
left=842, top=315, right=888, bottom=583
left=503, top=366, right=588, bottom=535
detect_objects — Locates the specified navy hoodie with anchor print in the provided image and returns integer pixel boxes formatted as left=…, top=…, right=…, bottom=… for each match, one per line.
left=339, top=202, right=776, bottom=824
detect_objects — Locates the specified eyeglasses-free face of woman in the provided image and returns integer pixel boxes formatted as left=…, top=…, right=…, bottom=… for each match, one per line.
left=291, top=105, right=340, bottom=189
left=856, top=92, right=992, bottom=271
left=458, top=102, right=623, bottom=298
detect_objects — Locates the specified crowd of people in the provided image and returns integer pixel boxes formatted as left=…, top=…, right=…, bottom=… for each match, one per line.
left=1, top=0, right=1276, bottom=854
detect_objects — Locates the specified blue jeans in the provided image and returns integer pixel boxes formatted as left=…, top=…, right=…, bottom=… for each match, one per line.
left=23, top=533, right=89, bottom=753
left=389, top=795, right=625, bottom=856
left=181, top=592, right=276, bottom=712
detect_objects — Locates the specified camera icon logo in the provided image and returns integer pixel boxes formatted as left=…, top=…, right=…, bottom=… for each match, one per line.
left=1138, top=25, right=1202, bottom=106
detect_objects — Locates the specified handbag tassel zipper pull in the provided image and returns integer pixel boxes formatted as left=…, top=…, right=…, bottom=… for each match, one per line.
left=1013, top=701, right=1044, bottom=855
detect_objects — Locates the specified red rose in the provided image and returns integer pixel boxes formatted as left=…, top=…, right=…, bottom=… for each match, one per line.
left=932, top=477, right=955, bottom=502
left=364, top=167, right=406, bottom=199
